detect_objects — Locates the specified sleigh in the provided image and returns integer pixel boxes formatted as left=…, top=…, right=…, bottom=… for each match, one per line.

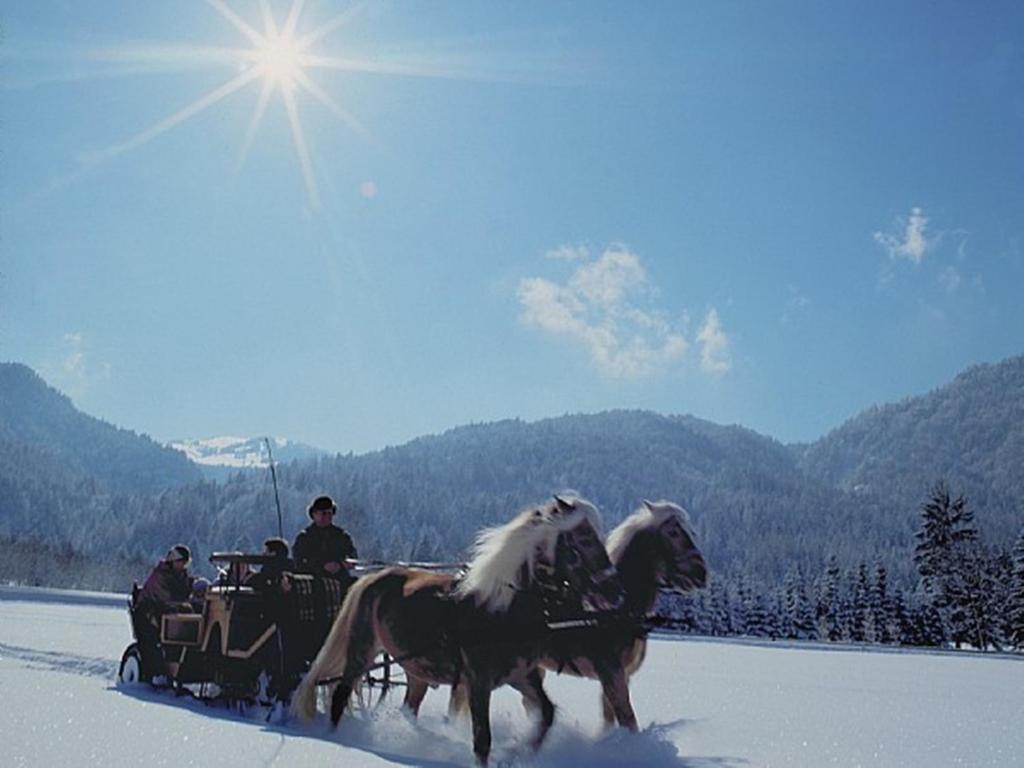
left=117, top=552, right=356, bottom=702
left=117, top=552, right=464, bottom=705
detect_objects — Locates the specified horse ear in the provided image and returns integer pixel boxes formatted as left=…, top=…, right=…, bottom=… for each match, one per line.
left=642, top=499, right=654, bottom=511
left=553, top=495, right=575, bottom=512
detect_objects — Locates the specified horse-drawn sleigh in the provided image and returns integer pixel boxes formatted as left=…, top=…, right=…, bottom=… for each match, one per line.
left=118, top=495, right=706, bottom=764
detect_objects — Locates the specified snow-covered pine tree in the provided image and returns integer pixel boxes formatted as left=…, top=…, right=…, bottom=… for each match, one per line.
left=1010, top=529, right=1024, bottom=650
left=986, top=548, right=1014, bottom=649
left=707, top=577, right=733, bottom=636
left=913, top=481, right=978, bottom=644
left=870, top=561, right=893, bottom=644
left=738, top=575, right=765, bottom=636
left=945, top=543, right=999, bottom=650
left=817, top=556, right=842, bottom=642
left=888, top=585, right=910, bottom=645
left=850, top=562, right=871, bottom=642
left=784, top=565, right=816, bottom=640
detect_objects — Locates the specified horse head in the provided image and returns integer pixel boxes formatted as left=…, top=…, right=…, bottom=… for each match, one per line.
left=456, top=494, right=624, bottom=613
left=642, top=499, right=707, bottom=592
left=607, top=499, right=707, bottom=595
left=547, top=495, right=625, bottom=611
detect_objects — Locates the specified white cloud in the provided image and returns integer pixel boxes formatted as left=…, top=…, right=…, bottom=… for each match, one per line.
left=47, top=332, right=111, bottom=398
left=874, top=207, right=929, bottom=264
left=517, top=246, right=689, bottom=378
left=62, top=333, right=86, bottom=376
left=696, top=308, right=731, bottom=375
left=545, top=244, right=589, bottom=261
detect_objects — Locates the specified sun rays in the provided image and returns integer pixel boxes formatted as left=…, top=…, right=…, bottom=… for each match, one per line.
left=75, top=0, right=372, bottom=209
left=9, top=1, right=575, bottom=212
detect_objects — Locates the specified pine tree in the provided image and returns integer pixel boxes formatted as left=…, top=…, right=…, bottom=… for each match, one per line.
left=1010, top=529, right=1024, bottom=650
left=850, top=562, right=871, bottom=642
left=784, top=566, right=816, bottom=640
left=738, top=575, right=767, bottom=637
left=889, top=586, right=910, bottom=645
left=870, top=561, right=893, bottom=644
left=986, top=548, right=1014, bottom=649
left=913, top=481, right=978, bottom=645
left=817, top=556, right=842, bottom=642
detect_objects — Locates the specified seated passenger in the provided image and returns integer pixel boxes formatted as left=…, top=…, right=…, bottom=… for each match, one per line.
left=246, top=537, right=295, bottom=593
left=135, top=544, right=194, bottom=682
left=140, top=544, right=195, bottom=615
left=217, top=558, right=251, bottom=586
left=189, top=577, right=210, bottom=611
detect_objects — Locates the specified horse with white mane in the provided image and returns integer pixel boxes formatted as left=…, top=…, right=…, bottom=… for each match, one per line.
left=547, top=498, right=707, bottom=729
left=446, top=498, right=707, bottom=731
left=290, top=495, right=624, bottom=765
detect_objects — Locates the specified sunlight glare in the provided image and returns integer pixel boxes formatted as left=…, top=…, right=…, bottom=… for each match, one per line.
left=258, top=31, right=302, bottom=88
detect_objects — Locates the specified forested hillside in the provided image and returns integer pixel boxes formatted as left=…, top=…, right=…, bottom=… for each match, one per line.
left=2, top=358, right=1022, bottom=613
left=0, top=363, right=201, bottom=494
left=798, top=355, right=1024, bottom=543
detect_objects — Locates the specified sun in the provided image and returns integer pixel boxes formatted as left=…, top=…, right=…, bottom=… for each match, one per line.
left=76, top=0, right=508, bottom=211
left=257, top=31, right=303, bottom=89
left=86, top=0, right=368, bottom=210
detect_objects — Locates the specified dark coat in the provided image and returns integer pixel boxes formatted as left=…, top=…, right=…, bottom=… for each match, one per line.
left=293, top=523, right=357, bottom=578
left=245, top=556, right=295, bottom=592
left=140, top=561, right=193, bottom=613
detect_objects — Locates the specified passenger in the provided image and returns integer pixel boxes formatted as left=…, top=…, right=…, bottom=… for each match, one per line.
left=246, top=537, right=295, bottom=593
left=140, top=544, right=195, bottom=615
left=135, top=544, right=194, bottom=682
left=248, top=538, right=300, bottom=700
left=292, top=495, right=357, bottom=581
left=189, top=577, right=210, bottom=611
left=218, top=558, right=251, bottom=586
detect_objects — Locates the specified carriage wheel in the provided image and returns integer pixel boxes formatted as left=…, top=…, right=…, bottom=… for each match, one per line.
left=118, top=644, right=151, bottom=686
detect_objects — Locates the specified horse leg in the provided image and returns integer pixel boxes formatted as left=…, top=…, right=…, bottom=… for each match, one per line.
left=601, top=691, right=615, bottom=729
left=447, top=679, right=469, bottom=720
left=330, top=674, right=362, bottom=724
left=403, top=675, right=429, bottom=717
left=467, top=678, right=493, bottom=766
left=597, top=667, right=638, bottom=732
left=509, top=668, right=555, bottom=752
left=519, top=666, right=546, bottom=716
left=329, top=623, right=381, bottom=724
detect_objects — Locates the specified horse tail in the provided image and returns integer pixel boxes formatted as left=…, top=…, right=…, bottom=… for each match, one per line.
left=290, top=568, right=395, bottom=721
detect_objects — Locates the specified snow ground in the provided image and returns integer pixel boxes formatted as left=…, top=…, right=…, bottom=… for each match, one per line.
left=2, top=587, right=1021, bottom=767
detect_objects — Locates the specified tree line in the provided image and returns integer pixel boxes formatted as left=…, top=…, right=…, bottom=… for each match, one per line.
left=661, top=482, right=1024, bottom=651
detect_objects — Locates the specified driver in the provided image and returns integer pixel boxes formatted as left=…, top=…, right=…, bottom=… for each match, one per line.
left=292, top=495, right=357, bottom=581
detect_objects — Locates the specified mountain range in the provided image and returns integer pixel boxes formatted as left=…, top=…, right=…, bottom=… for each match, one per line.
left=2, top=356, right=1022, bottom=590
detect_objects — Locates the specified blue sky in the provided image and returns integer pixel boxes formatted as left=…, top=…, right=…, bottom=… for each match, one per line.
left=2, top=1, right=1023, bottom=454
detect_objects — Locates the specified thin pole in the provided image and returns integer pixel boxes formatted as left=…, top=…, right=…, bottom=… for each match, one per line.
left=264, top=437, right=284, bottom=539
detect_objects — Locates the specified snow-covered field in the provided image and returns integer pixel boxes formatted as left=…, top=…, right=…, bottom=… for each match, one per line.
left=2, top=586, right=1021, bottom=767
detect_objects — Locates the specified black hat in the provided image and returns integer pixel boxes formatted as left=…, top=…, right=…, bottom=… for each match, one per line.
left=308, top=495, right=337, bottom=518
left=165, top=544, right=191, bottom=563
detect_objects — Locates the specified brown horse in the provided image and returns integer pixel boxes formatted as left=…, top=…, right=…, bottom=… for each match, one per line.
left=547, top=499, right=707, bottom=730
left=290, top=495, right=624, bottom=765
left=448, top=498, right=706, bottom=732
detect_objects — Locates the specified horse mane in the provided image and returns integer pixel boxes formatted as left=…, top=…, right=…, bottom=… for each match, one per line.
left=606, top=499, right=695, bottom=564
left=455, top=495, right=602, bottom=612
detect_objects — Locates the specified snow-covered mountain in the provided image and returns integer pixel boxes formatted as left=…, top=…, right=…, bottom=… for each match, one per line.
left=169, top=436, right=327, bottom=472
